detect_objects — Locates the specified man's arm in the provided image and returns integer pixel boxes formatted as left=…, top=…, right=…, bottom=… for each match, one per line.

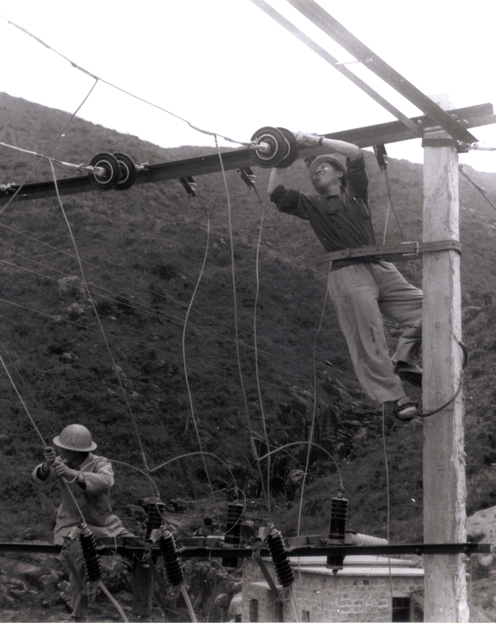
left=267, top=167, right=285, bottom=195
left=297, top=132, right=362, bottom=160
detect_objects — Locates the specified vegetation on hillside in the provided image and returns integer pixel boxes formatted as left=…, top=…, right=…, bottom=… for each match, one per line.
left=1, top=90, right=496, bottom=557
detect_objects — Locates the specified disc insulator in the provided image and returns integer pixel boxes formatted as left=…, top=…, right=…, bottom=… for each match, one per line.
left=88, top=153, right=120, bottom=191
left=250, top=126, right=286, bottom=168
left=114, top=153, right=137, bottom=191
left=275, top=127, right=299, bottom=169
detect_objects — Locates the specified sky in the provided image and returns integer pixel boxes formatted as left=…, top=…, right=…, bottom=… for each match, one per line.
left=0, top=0, right=495, bottom=172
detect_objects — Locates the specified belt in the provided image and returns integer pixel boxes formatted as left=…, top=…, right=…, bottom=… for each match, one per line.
left=331, top=256, right=385, bottom=270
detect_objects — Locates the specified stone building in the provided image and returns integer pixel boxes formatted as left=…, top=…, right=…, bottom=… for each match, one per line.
left=241, top=554, right=424, bottom=622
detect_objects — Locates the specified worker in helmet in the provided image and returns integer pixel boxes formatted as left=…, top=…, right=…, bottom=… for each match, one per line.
left=268, top=133, right=423, bottom=421
left=33, top=424, right=134, bottom=622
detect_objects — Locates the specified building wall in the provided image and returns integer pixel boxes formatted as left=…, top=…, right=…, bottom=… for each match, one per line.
left=242, top=559, right=424, bottom=622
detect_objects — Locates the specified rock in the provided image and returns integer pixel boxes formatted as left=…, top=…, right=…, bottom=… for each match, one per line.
left=13, top=562, right=43, bottom=588
left=467, top=506, right=496, bottom=545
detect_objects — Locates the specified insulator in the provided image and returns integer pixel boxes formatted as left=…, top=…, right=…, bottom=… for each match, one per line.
left=327, top=496, right=348, bottom=570
left=159, top=530, right=184, bottom=587
left=266, top=527, right=294, bottom=588
left=222, top=503, right=244, bottom=569
left=329, top=497, right=348, bottom=541
left=144, top=500, right=166, bottom=539
left=79, top=524, right=102, bottom=582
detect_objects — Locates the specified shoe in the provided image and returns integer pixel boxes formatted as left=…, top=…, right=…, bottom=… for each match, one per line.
left=394, top=398, right=417, bottom=421
left=394, top=361, right=422, bottom=387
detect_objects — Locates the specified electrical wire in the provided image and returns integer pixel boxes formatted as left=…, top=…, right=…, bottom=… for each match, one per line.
left=179, top=188, right=222, bottom=523
left=0, top=78, right=98, bottom=217
left=0, top=14, right=250, bottom=149
left=50, top=160, right=150, bottom=475
left=0, top=224, right=328, bottom=370
left=215, top=136, right=269, bottom=509
left=252, top=190, right=272, bottom=513
left=296, top=265, right=333, bottom=536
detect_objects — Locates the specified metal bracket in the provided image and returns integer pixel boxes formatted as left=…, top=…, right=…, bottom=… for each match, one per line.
left=252, top=549, right=281, bottom=599
left=179, top=176, right=197, bottom=197
left=238, top=167, right=256, bottom=188
left=314, top=240, right=462, bottom=266
left=422, top=138, right=458, bottom=148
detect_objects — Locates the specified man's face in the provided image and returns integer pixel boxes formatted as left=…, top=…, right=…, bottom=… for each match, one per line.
left=56, top=446, right=79, bottom=465
left=311, top=163, right=342, bottom=192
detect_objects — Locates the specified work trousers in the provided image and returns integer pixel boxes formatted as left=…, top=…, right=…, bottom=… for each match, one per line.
left=328, top=260, right=423, bottom=405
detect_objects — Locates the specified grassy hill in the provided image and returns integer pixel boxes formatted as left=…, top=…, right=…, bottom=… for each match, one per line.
left=1, top=90, right=496, bottom=556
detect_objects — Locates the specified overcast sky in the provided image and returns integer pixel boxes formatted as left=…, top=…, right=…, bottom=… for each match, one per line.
left=0, top=0, right=495, bottom=172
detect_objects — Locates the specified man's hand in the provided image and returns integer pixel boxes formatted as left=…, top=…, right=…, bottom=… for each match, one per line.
left=42, top=447, right=57, bottom=473
left=52, top=457, right=79, bottom=481
left=295, top=131, right=321, bottom=147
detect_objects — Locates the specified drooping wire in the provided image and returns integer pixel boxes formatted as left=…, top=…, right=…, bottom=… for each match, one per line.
left=0, top=223, right=328, bottom=372
left=251, top=190, right=272, bottom=513
left=179, top=188, right=222, bottom=522
left=49, top=160, right=150, bottom=474
left=0, top=78, right=99, bottom=217
left=214, top=136, right=268, bottom=508
left=297, top=264, right=333, bottom=536
left=0, top=15, right=249, bottom=149
left=259, top=441, right=344, bottom=490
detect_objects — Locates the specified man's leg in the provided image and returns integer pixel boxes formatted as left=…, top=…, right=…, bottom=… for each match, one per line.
left=63, top=540, right=88, bottom=621
left=328, top=264, right=408, bottom=405
left=374, top=262, right=423, bottom=365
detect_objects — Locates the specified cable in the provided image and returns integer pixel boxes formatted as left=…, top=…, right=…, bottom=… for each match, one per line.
left=180, top=189, right=221, bottom=523
left=252, top=192, right=272, bottom=513
left=0, top=78, right=99, bottom=217
left=50, top=160, right=150, bottom=475
left=459, top=164, right=496, bottom=213
left=0, top=138, right=105, bottom=174
left=215, top=136, right=268, bottom=508
left=417, top=340, right=467, bottom=418
left=0, top=14, right=249, bottom=149
left=297, top=264, right=333, bottom=536
left=0, top=225, right=329, bottom=370
left=258, top=441, right=343, bottom=491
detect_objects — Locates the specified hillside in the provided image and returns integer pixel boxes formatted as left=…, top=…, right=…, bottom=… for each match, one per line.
left=2, top=92, right=496, bottom=620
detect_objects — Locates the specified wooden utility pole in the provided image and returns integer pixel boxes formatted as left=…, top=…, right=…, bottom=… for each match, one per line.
left=422, top=98, right=467, bottom=622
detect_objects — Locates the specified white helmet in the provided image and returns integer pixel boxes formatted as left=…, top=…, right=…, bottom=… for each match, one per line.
left=53, top=424, right=97, bottom=452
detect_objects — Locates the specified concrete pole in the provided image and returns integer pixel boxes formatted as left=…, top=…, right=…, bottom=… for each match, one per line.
left=422, top=99, right=467, bottom=622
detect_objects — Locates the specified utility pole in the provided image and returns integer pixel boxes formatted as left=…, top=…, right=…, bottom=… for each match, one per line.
left=422, top=97, right=468, bottom=622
